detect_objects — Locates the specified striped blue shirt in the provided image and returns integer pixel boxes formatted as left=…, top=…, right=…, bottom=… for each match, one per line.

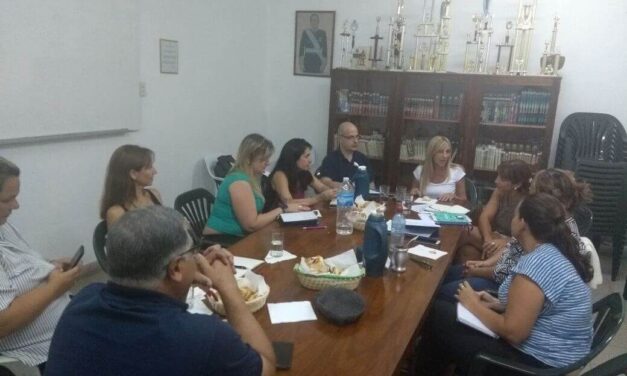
left=498, top=243, right=592, bottom=368
left=0, top=223, right=70, bottom=366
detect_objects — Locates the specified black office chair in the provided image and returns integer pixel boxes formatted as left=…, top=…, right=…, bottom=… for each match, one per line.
left=580, top=353, right=627, bottom=376
left=573, top=205, right=594, bottom=237
left=92, top=220, right=109, bottom=274
left=468, top=293, right=624, bottom=376
left=174, top=188, right=214, bottom=238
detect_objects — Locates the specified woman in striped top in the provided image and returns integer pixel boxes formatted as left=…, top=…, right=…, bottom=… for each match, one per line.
left=416, top=193, right=593, bottom=374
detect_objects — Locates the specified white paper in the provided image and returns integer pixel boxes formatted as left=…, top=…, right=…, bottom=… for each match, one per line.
left=280, top=211, right=319, bottom=223
left=268, top=301, right=318, bottom=324
left=428, top=203, right=470, bottom=214
left=234, top=256, right=264, bottom=270
left=264, top=250, right=297, bottom=264
left=408, top=244, right=447, bottom=261
left=411, top=204, right=430, bottom=213
left=406, top=218, right=440, bottom=228
left=414, top=197, right=438, bottom=205
left=330, top=198, right=337, bottom=207
left=457, top=303, right=498, bottom=338
left=186, top=287, right=213, bottom=315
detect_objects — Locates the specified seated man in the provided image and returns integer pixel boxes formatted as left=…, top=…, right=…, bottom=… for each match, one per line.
left=45, top=206, right=275, bottom=376
left=0, top=157, right=80, bottom=372
left=316, top=121, right=372, bottom=189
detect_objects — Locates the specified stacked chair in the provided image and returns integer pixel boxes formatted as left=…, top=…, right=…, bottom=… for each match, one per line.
left=555, top=113, right=627, bottom=281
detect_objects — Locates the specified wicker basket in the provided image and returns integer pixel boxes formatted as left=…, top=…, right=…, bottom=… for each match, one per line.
left=293, top=264, right=365, bottom=290
left=206, top=277, right=270, bottom=316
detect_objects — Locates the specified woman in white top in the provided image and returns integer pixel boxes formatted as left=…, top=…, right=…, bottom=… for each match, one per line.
left=410, top=136, right=466, bottom=202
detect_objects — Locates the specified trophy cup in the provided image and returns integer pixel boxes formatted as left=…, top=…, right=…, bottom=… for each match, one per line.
left=463, top=4, right=493, bottom=74
left=434, top=0, right=453, bottom=72
left=385, top=0, right=407, bottom=70
left=540, top=16, right=565, bottom=75
left=509, top=0, right=538, bottom=75
left=369, top=17, right=384, bottom=70
left=339, top=20, right=352, bottom=68
left=409, top=0, right=439, bottom=71
left=494, top=21, right=514, bottom=74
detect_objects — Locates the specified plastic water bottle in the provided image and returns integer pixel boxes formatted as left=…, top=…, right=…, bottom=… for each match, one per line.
left=390, top=203, right=406, bottom=248
left=336, top=177, right=355, bottom=235
left=353, top=165, right=369, bottom=200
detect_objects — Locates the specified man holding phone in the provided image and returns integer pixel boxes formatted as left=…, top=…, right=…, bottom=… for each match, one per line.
left=46, top=206, right=276, bottom=376
left=0, top=157, right=81, bottom=372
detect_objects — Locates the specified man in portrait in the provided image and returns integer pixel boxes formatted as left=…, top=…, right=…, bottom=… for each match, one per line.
left=299, top=13, right=327, bottom=74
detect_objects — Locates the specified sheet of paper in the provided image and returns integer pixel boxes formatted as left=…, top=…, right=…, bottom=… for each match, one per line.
left=457, top=303, right=498, bottom=338
left=428, top=203, right=470, bottom=214
left=186, top=287, right=213, bottom=315
left=280, top=211, right=319, bottom=223
left=234, top=256, right=264, bottom=270
left=264, top=250, right=297, bottom=264
left=405, top=218, right=440, bottom=228
left=408, top=244, right=447, bottom=261
left=268, top=301, right=318, bottom=324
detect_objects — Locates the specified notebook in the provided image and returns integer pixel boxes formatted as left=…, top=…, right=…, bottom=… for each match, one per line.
left=456, top=303, right=498, bottom=338
left=431, top=212, right=472, bottom=226
left=407, top=244, right=447, bottom=266
left=279, top=211, right=320, bottom=226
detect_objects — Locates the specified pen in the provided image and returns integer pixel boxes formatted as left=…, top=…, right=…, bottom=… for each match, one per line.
left=302, top=225, right=327, bottom=230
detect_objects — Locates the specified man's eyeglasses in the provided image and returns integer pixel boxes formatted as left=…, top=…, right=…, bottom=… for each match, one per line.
left=340, top=135, right=360, bottom=141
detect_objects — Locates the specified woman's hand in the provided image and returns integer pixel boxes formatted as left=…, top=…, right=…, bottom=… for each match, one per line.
left=286, top=203, right=310, bottom=213
left=321, top=189, right=338, bottom=201
left=410, top=187, right=421, bottom=196
left=438, top=192, right=456, bottom=202
left=482, top=237, right=508, bottom=259
left=455, top=281, right=480, bottom=309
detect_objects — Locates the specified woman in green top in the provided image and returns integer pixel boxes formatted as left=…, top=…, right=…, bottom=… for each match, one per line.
left=204, top=134, right=307, bottom=237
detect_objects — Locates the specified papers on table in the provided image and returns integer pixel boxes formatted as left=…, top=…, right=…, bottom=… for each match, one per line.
left=457, top=303, right=498, bottom=338
left=427, top=203, right=470, bottom=215
left=268, top=301, right=317, bottom=324
left=234, top=256, right=264, bottom=278
left=386, top=217, right=440, bottom=239
left=186, top=287, right=213, bottom=315
left=279, top=211, right=320, bottom=225
left=408, top=244, right=447, bottom=265
left=264, top=250, right=297, bottom=264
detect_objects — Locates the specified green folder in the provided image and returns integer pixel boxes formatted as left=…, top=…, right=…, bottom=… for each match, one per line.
left=431, top=211, right=471, bottom=226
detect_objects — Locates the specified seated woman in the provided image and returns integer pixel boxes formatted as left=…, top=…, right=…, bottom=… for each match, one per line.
left=439, top=168, right=592, bottom=302
left=204, top=134, right=306, bottom=237
left=455, top=159, right=531, bottom=263
left=263, top=138, right=336, bottom=211
left=416, top=193, right=593, bottom=375
left=410, top=136, right=466, bottom=202
left=0, top=157, right=80, bottom=373
left=100, top=145, right=162, bottom=226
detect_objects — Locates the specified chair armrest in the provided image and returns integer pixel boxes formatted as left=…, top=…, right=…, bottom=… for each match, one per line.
left=468, top=352, right=582, bottom=376
left=581, top=353, right=627, bottom=376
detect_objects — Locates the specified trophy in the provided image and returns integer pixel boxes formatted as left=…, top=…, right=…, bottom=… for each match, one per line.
left=434, top=0, right=453, bottom=72
left=509, top=0, right=538, bottom=75
left=369, top=17, right=384, bottom=69
left=494, top=21, right=514, bottom=74
left=385, top=0, right=407, bottom=70
left=463, top=1, right=493, bottom=74
left=339, top=20, right=352, bottom=68
left=409, top=0, right=439, bottom=71
left=540, top=16, right=565, bottom=75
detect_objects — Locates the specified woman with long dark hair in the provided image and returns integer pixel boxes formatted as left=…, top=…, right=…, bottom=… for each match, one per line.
left=416, top=193, right=593, bottom=375
left=264, top=138, right=336, bottom=211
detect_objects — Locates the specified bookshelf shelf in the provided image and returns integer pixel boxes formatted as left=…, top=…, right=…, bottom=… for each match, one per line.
left=328, top=69, right=561, bottom=189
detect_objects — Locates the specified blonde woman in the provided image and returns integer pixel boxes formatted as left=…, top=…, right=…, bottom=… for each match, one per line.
left=204, top=134, right=307, bottom=237
left=410, top=136, right=466, bottom=202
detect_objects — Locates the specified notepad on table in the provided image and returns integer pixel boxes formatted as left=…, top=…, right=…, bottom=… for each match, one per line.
left=279, top=211, right=320, bottom=226
left=408, top=244, right=447, bottom=266
left=457, top=303, right=498, bottom=338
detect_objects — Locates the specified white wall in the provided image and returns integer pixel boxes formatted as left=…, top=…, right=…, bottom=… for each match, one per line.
left=1, top=0, right=268, bottom=261
left=2, top=0, right=626, bottom=261
left=262, top=0, right=627, bottom=166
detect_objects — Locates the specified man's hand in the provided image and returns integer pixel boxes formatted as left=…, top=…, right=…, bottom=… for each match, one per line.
left=47, top=266, right=81, bottom=297
left=193, top=254, right=238, bottom=294
left=203, top=245, right=234, bottom=269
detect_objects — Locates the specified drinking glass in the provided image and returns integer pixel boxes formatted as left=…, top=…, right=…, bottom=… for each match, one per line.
left=379, top=184, right=390, bottom=200
left=270, top=232, right=284, bottom=258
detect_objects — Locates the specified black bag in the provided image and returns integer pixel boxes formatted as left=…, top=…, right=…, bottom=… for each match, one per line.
left=214, top=155, right=235, bottom=178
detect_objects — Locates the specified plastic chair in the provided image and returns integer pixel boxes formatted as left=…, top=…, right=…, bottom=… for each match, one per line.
left=174, top=188, right=215, bottom=238
left=573, top=205, right=594, bottom=237
left=555, top=112, right=627, bottom=171
left=92, top=221, right=109, bottom=274
left=468, top=293, right=624, bottom=376
left=575, top=160, right=627, bottom=280
left=203, top=155, right=225, bottom=194
left=581, top=353, right=627, bottom=376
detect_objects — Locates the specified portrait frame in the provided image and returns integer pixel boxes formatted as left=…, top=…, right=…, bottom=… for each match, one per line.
left=294, top=11, right=335, bottom=77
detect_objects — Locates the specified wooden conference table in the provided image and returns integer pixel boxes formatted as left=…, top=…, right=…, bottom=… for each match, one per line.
left=228, top=205, right=462, bottom=375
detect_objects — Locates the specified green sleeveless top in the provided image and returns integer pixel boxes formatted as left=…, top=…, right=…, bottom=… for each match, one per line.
left=206, top=171, right=265, bottom=236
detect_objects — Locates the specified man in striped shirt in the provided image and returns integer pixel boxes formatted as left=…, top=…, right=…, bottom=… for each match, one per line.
left=0, top=157, right=80, bottom=372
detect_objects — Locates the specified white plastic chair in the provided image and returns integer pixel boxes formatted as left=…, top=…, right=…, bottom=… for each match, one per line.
left=203, top=155, right=225, bottom=195
left=0, top=355, right=40, bottom=376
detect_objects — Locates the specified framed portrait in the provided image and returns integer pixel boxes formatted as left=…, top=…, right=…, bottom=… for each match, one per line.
left=294, top=11, right=335, bottom=77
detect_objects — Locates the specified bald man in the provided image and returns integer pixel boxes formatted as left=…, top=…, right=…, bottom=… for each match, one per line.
left=316, top=122, right=372, bottom=189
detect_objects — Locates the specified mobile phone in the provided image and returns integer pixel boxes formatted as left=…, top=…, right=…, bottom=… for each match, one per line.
left=272, top=341, right=294, bottom=370
left=65, top=245, right=85, bottom=270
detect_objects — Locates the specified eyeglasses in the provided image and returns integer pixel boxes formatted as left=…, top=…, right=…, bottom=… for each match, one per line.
left=340, top=135, right=360, bottom=141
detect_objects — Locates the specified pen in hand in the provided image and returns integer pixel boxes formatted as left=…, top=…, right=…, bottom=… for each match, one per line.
left=302, top=225, right=328, bottom=230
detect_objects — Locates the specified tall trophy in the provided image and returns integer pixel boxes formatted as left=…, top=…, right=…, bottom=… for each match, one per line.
left=463, top=1, right=493, bottom=74
left=509, top=0, right=538, bottom=75
left=339, top=20, right=352, bottom=68
left=369, top=17, right=384, bottom=69
left=540, top=17, right=565, bottom=75
left=434, top=0, right=452, bottom=72
left=494, top=21, right=514, bottom=74
left=409, top=0, right=438, bottom=71
left=385, top=0, right=407, bottom=70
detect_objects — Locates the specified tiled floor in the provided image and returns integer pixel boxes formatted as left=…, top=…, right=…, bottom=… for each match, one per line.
left=75, top=242, right=627, bottom=374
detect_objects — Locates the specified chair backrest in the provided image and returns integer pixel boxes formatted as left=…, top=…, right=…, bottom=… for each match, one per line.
left=465, top=178, right=479, bottom=209
left=92, top=220, right=109, bottom=274
left=203, top=155, right=225, bottom=194
left=589, top=293, right=624, bottom=362
left=573, top=205, right=593, bottom=237
left=555, top=112, right=627, bottom=171
left=174, top=188, right=215, bottom=237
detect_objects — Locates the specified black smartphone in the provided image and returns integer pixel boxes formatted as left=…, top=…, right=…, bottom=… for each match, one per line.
left=65, top=245, right=85, bottom=271
left=272, top=341, right=294, bottom=370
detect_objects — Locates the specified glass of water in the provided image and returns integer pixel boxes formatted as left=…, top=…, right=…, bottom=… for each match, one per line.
left=379, top=184, right=390, bottom=200
left=402, top=187, right=413, bottom=214
left=270, top=232, right=284, bottom=258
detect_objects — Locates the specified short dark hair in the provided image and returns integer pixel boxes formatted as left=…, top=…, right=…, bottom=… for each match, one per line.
left=0, top=157, right=20, bottom=192
left=497, top=160, right=532, bottom=193
left=107, top=206, right=190, bottom=286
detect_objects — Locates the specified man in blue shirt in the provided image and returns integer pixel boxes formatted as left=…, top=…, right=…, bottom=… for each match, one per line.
left=45, top=206, right=275, bottom=376
left=317, top=121, right=372, bottom=189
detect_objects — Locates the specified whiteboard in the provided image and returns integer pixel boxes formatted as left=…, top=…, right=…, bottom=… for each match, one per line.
left=0, top=0, right=140, bottom=143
